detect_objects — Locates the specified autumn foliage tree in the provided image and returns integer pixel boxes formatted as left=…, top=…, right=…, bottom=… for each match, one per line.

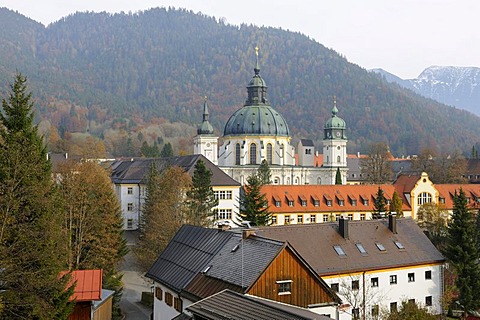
left=56, top=160, right=127, bottom=317
left=0, top=73, right=74, bottom=319
left=360, top=142, right=393, bottom=184
left=135, top=165, right=191, bottom=271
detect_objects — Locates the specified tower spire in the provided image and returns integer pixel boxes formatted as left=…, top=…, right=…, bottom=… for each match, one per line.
left=332, top=95, right=338, bottom=116
left=255, top=46, right=260, bottom=74
left=197, top=96, right=214, bottom=135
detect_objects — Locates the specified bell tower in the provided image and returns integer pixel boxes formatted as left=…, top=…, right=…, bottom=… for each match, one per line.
left=193, top=97, right=218, bottom=164
left=323, top=97, right=347, bottom=183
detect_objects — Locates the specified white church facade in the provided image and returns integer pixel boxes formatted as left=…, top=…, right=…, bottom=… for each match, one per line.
left=194, top=48, right=348, bottom=185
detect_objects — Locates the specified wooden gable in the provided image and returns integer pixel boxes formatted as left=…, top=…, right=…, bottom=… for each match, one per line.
left=246, top=246, right=337, bottom=308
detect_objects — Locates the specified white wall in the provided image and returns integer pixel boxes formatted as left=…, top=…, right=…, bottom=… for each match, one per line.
left=323, top=264, right=443, bottom=320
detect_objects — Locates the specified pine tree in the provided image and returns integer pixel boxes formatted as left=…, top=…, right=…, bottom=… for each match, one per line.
left=160, top=142, right=174, bottom=157
left=257, top=159, right=272, bottom=185
left=239, top=174, right=271, bottom=226
left=0, top=73, right=73, bottom=319
left=445, top=189, right=480, bottom=317
left=135, top=165, right=191, bottom=271
left=335, top=167, right=342, bottom=185
left=389, top=191, right=403, bottom=217
left=185, top=159, right=218, bottom=226
left=372, top=187, right=387, bottom=219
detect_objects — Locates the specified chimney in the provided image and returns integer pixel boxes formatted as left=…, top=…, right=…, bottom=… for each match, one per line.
left=242, top=229, right=255, bottom=239
left=339, top=217, right=349, bottom=239
left=389, top=213, right=397, bottom=234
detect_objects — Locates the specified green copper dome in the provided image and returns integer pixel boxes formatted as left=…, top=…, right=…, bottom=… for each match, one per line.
left=325, top=102, right=346, bottom=130
left=223, top=48, right=290, bottom=137
left=223, top=105, right=290, bottom=136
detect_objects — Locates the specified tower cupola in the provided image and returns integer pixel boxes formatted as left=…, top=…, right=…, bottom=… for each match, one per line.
left=197, top=96, right=214, bottom=135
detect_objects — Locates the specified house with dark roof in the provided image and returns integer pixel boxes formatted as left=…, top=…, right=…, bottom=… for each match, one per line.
left=257, top=216, right=445, bottom=320
left=146, top=225, right=341, bottom=320
left=108, top=154, right=241, bottom=229
left=178, top=289, right=333, bottom=320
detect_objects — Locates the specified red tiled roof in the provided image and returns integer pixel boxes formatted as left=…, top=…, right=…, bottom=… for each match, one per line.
left=393, top=174, right=421, bottom=194
left=261, top=184, right=410, bottom=213
left=69, top=269, right=102, bottom=301
left=434, top=184, right=480, bottom=210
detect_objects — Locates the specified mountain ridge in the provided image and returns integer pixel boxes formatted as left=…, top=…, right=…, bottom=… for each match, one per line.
left=0, top=7, right=479, bottom=156
left=372, top=66, right=480, bottom=116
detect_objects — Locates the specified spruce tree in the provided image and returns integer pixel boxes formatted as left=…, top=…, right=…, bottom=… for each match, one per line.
left=372, top=187, right=387, bottom=219
left=0, top=73, right=73, bottom=319
left=239, top=174, right=271, bottom=226
left=185, top=159, right=218, bottom=226
left=160, top=142, right=174, bottom=157
left=445, top=189, right=480, bottom=317
left=257, top=159, right=272, bottom=185
left=335, top=167, right=342, bottom=185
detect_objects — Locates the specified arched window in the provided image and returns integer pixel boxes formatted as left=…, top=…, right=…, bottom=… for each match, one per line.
left=337, top=155, right=341, bottom=163
left=294, top=177, right=299, bottom=184
left=235, top=143, right=241, bottom=165
left=273, top=177, right=280, bottom=184
left=317, top=177, right=322, bottom=184
left=249, top=143, right=257, bottom=165
left=267, top=143, right=273, bottom=164
left=417, top=192, right=432, bottom=206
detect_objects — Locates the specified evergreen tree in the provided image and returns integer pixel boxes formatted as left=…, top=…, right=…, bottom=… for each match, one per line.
left=445, top=189, right=480, bottom=317
left=160, top=142, right=174, bottom=157
left=257, top=159, right=272, bottom=185
left=0, top=73, right=74, bottom=319
left=335, top=167, right=342, bottom=185
left=372, top=187, right=387, bottom=219
left=185, top=159, right=218, bottom=226
left=239, top=174, right=271, bottom=226
left=389, top=191, right=403, bottom=217
left=135, top=165, right=191, bottom=271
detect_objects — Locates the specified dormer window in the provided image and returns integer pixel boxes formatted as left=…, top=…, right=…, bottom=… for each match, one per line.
left=327, top=200, right=332, bottom=207
left=288, top=200, right=294, bottom=207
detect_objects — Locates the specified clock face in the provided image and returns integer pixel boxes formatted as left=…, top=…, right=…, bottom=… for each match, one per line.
left=335, top=131, right=341, bottom=137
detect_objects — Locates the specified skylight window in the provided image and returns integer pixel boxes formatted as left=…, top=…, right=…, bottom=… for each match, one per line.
left=333, top=245, right=346, bottom=256
left=394, top=241, right=405, bottom=249
left=375, top=243, right=386, bottom=251
left=355, top=243, right=367, bottom=254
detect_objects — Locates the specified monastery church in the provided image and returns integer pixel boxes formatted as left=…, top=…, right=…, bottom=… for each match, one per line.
left=193, top=48, right=348, bottom=185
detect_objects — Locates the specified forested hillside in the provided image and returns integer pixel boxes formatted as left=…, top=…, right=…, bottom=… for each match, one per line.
left=0, top=7, right=478, bottom=156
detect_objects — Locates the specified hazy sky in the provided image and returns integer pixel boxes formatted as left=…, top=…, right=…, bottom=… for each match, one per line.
left=2, top=0, right=479, bottom=79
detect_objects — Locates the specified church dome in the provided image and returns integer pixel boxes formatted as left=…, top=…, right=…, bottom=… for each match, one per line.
left=223, top=47, right=290, bottom=137
left=325, top=103, right=346, bottom=129
left=223, top=105, right=290, bottom=136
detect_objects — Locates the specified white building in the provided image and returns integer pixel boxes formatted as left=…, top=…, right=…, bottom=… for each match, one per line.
left=257, top=216, right=445, bottom=319
left=109, top=154, right=241, bottom=230
left=193, top=48, right=348, bottom=185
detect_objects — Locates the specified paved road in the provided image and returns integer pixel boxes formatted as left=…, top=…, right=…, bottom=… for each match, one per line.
left=120, top=231, right=152, bottom=320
